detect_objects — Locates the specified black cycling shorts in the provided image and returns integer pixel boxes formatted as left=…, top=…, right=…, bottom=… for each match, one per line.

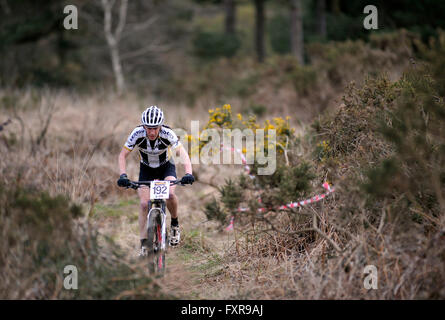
left=138, top=161, right=177, bottom=182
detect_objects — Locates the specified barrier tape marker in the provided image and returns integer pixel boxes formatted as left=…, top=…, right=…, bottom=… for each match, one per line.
left=226, top=182, right=335, bottom=231
left=221, top=144, right=335, bottom=231
left=220, top=144, right=253, bottom=177
left=220, top=144, right=335, bottom=231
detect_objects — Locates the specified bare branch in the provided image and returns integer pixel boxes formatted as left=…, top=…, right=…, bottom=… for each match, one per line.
left=120, top=42, right=172, bottom=61
left=312, top=226, right=343, bottom=252
left=377, top=202, right=387, bottom=234
left=124, top=16, right=159, bottom=35
left=259, top=214, right=313, bottom=236
left=115, top=0, right=128, bottom=41
left=101, top=0, right=115, bottom=45
left=1, top=0, right=11, bottom=15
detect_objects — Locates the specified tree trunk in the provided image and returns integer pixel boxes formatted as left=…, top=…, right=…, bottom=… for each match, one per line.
left=316, top=0, right=326, bottom=38
left=332, top=0, right=341, bottom=15
left=101, top=0, right=128, bottom=95
left=1, top=0, right=11, bottom=14
left=254, top=0, right=265, bottom=63
left=224, top=0, right=236, bottom=35
left=110, top=44, right=125, bottom=94
left=290, top=0, right=304, bottom=65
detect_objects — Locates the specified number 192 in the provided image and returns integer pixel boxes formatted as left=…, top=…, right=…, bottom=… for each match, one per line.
left=155, top=186, right=166, bottom=194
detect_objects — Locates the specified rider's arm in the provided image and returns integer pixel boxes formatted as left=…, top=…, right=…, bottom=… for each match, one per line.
left=118, top=147, right=132, bottom=175
left=176, top=144, right=192, bottom=175
left=120, top=126, right=143, bottom=175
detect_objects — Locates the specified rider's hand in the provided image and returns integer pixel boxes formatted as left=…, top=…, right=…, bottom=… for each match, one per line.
left=181, top=173, right=195, bottom=185
left=117, top=173, right=131, bottom=187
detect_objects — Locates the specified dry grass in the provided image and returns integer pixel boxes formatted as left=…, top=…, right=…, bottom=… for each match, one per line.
left=0, top=88, right=207, bottom=299
left=0, top=86, right=254, bottom=299
left=193, top=56, right=445, bottom=299
left=194, top=197, right=444, bottom=299
left=2, top=35, right=443, bottom=299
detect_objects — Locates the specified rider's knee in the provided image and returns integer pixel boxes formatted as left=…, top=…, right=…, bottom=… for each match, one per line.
left=168, top=186, right=176, bottom=198
left=140, top=201, right=149, bottom=210
left=167, top=192, right=177, bottom=201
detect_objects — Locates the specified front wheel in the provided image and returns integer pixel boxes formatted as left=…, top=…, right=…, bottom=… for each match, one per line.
left=146, top=209, right=159, bottom=254
left=146, top=209, right=167, bottom=274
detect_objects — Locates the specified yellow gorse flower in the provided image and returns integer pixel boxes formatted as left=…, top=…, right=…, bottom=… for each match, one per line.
left=194, top=104, right=295, bottom=158
left=316, top=140, right=331, bottom=162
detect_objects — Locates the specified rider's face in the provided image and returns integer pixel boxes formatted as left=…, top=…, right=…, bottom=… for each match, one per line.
left=144, top=125, right=161, bottom=140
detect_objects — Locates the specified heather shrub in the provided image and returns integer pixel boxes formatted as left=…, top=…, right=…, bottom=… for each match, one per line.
left=202, top=32, right=445, bottom=299
left=0, top=182, right=172, bottom=299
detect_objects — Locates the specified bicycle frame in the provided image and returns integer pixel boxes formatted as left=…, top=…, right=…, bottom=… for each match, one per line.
left=147, top=199, right=168, bottom=251
left=128, top=179, right=184, bottom=257
left=128, top=179, right=185, bottom=274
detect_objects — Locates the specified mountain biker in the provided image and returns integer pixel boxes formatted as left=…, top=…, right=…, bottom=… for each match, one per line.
left=117, top=105, right=194, bottom=256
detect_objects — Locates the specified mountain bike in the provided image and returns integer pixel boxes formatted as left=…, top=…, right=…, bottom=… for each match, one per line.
left=128, top=179, right=188, bottom=274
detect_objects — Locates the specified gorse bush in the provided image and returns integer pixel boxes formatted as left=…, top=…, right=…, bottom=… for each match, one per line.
left=200, top=32, right=445, bottom=299
left=219, top=178, right=244, bottom=211
left=203, top=197, right=226, bottom=226
left=199, top=104, right=316, bottom=228
left=254, top=162, right=315, bottom=208
left=312, top=75, right=399, bottom=181
left=363, top=47, right=445, bottom=229
left=203, top=162, right=316, bottom=230
left=0, top=183, right=172, bottom=299
left=292, top=32, right=445, bottom=299
left=186, top=104, right=295, bottom=158
left=313, top=31, right=445, bottom=233
left=160, top=29, right=415, bottom=120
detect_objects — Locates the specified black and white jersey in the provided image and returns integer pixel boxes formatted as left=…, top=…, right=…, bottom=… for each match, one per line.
left=124, top=125, right=181, bottom=168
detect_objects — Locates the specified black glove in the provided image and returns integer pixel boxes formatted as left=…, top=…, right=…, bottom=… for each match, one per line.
left=180, top=173, right=195, bottom=185
left=117, top=173, right=131, bottom=187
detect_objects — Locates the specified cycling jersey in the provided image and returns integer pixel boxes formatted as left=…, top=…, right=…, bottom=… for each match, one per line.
left=124, top=125, right=181, bottom=168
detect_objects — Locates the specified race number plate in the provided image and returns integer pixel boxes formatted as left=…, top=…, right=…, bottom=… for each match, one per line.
left=150, top=181, right=170, bottom=200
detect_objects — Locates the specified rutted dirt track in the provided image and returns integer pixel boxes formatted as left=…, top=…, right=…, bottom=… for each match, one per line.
left=95, top=176, right=237, bottom=299
left=162, top=232, right=231, bottom=299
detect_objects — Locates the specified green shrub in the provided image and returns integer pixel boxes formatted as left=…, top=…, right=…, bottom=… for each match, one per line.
left=363, top=56, right=445, bottom=226
left=288, top=65, right=317, bottom=94
left=227, top=75, right=258, bottom=98
left=254, top=162, right=315, bottom=208
left=312, top=75, right=400, bottom=176
left=203, top=197, right=227, bottom=226
left=0, top=184, right=172, bottom=299
left=219, top=178, right=244, bottom=211
left=268, top=13, right=290, bottom=54
left=313, top=31, right=445, bottom=234
left=192, top=30, right=241, bottom=59
left=248, top=104, right=267, bottom=117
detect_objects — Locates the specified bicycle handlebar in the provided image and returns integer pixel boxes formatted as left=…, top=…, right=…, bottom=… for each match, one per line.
left=126, top=179, right=188, bottom=190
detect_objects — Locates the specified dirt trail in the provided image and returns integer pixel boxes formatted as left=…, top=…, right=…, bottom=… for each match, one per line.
left=161, top=229, right=236, bottom=299
left=94, top=180, right=236, bottom=299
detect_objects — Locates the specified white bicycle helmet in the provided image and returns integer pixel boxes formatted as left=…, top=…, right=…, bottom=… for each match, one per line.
left=141, top=106, right=164, bottom=127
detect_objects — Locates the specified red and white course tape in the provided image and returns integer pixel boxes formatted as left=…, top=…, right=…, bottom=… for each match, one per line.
left=219, top=144, right=335, bottom=231
left=219, top=144, right=252, bottom=176
left=226, top=182, right=335, bottom=231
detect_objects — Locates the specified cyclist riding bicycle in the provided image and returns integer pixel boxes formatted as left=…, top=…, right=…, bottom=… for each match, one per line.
left=117, top=105, right=194, bottom=256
